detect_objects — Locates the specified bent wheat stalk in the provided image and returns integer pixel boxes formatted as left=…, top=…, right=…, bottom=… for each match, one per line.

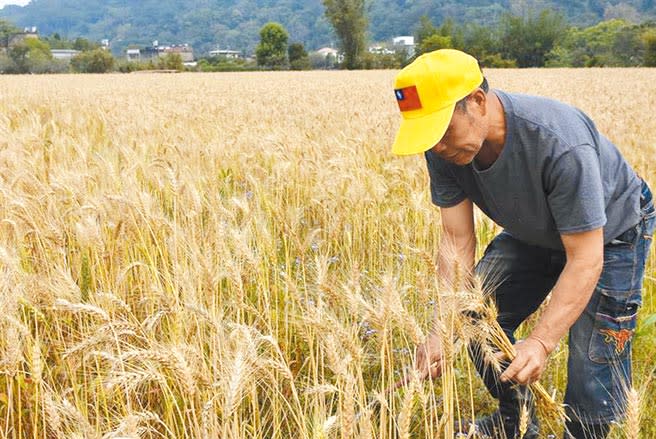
left=481, top=303, right=569, bottom=425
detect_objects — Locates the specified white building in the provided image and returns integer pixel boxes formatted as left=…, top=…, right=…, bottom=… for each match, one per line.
left=126, top=49, right=141, bottom=61
left=392, top=36, right=416, bottom=57
left=209, top=49, right=241, bottom=59
left=51, top=49, right=80, bottom=60
left=161, top=44, right=194, bottom=62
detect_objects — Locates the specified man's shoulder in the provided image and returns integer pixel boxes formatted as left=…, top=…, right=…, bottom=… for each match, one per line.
left=496, top=89, right=599, bottom=152
left=496, top=89, right=584, bottom=123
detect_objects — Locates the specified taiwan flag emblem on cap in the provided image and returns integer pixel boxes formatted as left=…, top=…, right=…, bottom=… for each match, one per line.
left=395, top=85, right=422, bottom=112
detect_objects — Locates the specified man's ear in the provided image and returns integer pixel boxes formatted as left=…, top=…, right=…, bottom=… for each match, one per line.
left=471, top=89, right=487, bottom=116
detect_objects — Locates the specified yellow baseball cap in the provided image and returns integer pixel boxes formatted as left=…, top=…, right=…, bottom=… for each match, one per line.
left=391, top=49, right=483, bottom=155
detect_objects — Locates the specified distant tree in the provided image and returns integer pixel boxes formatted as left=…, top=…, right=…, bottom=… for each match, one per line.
left=8, top=38, right=53, bottom=73
left=158, top=53, right=184, bottom=71
left=309, top=51, right=337, bottom=69
left=643, top=29, right=656, bottom=66
left=418, top=34, right=453, bottom=54
left=256, top=22, right=289, bottom=69
left=613, top=24, right=644, bottom=65
left=0, top=19, right=19, bottom=47
left=0, top=53, right=13, bottom=73
left=7, top=44, right=29, bottom=73
left=361, top=51, right=402, bottom=69
left=464, top=23, right=501, bottom=61
left=323, top=0, right=367, bottom=69
left=500, top=10, right=567, bottom=67
left=415, top=15, right=437, bottom=46
left=414, top=17, right=465, bottom=57
left=196, top=56, right=255, bottom=72
left=479, top=52, right=517, bottom=68
left=438, top=18, right=465, bottom=49
left=546, top=19, right=642, bottom=67
left=72, top=37, right=99, bottom=52
left=71, top=48, right=114, bottom=73
left=44, top=34, right=69, bottom=50
left=288, top=42, right=310, bottom=70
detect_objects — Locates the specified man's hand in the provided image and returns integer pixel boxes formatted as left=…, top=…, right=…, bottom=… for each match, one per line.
left=499, top=228, right=602, bottom=386
left=499, top=337, right=550, bottom=385
left=415, top=332, right=443, bottom=380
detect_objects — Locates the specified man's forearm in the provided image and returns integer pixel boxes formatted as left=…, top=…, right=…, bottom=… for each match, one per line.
left=436, top=233, right=476, bottom=290
left=434, top=233, right=476, bottom=324
left=529, top=258, right=603, bottom=353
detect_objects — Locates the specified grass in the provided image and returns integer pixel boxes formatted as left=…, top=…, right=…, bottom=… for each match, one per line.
left=0, top=68, right=654, bottom=438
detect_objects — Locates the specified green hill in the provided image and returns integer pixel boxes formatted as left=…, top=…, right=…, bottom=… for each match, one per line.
left=1, top=0, right=654, bottom=55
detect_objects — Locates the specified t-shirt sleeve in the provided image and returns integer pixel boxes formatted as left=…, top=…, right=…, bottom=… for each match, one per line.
left=424, top=150, right=467, bottom=208
left=546, top=144, right=607, bottom=234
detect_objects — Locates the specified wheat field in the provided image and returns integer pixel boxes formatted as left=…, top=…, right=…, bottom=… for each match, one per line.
left=0, top=69, right=654, bottom=438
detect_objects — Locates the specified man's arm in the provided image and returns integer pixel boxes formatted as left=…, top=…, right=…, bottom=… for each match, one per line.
left=500, top=227, right=604, bottom=385
left=437, top=198, right=477, bottom=290
left=416, top=198, right=476, bottom=379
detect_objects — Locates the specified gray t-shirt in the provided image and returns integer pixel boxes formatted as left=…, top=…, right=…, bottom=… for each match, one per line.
left=425, top=89, right=641, bottom=250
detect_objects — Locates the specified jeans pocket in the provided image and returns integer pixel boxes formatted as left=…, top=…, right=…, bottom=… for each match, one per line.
left=608, top=223, right=639, bottom=247
left=589, top=287, right=641, bottom=364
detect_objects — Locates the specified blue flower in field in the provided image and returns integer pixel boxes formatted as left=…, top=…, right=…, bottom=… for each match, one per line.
left=328, top=256, right=339, bottom=264
left=359, top=320, right=377, bottom=340
left=245, top=191, right=254, bottom=199
left=397, top=253, right=405, bottom=262
left=311, top=242, right=319, bottom=252
left=295, top=256, right=302, bottom=266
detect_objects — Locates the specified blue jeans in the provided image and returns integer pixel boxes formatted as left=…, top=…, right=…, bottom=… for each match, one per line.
left=471, top=180, right=655, bottom=431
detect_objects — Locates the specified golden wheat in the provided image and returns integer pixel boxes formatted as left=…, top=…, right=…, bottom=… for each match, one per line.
left=0, top=69, right=653, bottom=438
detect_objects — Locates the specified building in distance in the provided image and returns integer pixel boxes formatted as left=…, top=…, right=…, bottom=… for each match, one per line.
left=126, top=48, right=141, bottom=61
left=125, top=41, right=195, bottom=62
left=161, top=44, right=194, bottom=62
left=392, top=36, right=416, bottom=57
left=209, top=49, right=241, bottom=59
left=51, top=49, right=81, bottom=60
left=3, top=26, right=39, bottom=50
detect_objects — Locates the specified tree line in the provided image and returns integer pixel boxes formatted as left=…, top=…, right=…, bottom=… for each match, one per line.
left=322, top=1, right=656, bottom=69
left=1, top=20, right=114, bottom=73
left=412, top=12, right=656, bottom=68
left=3, top=7, right=656, bottom=74
left=3, top=0, right=656, bottom=57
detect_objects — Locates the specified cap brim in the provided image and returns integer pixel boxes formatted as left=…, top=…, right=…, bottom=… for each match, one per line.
left=391, top=103, right=456, bottom=156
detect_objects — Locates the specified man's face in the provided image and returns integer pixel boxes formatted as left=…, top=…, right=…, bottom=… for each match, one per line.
left=430, top=98, right=488, bottom=166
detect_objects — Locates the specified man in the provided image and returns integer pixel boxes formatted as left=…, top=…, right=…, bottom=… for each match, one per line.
left=391, top=49, right=655, bottom=439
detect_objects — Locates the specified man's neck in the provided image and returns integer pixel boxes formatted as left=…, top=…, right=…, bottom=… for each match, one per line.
left=474, top=91, right=507, bottom=170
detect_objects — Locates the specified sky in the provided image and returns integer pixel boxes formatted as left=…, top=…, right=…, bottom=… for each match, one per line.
left=0, top=0, right=30, bottom=7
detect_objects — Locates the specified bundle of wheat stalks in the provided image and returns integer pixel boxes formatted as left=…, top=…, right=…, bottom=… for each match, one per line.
left=321, top=264, right=568, bottom=438
left=435, top=285, right=568, bottom=435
